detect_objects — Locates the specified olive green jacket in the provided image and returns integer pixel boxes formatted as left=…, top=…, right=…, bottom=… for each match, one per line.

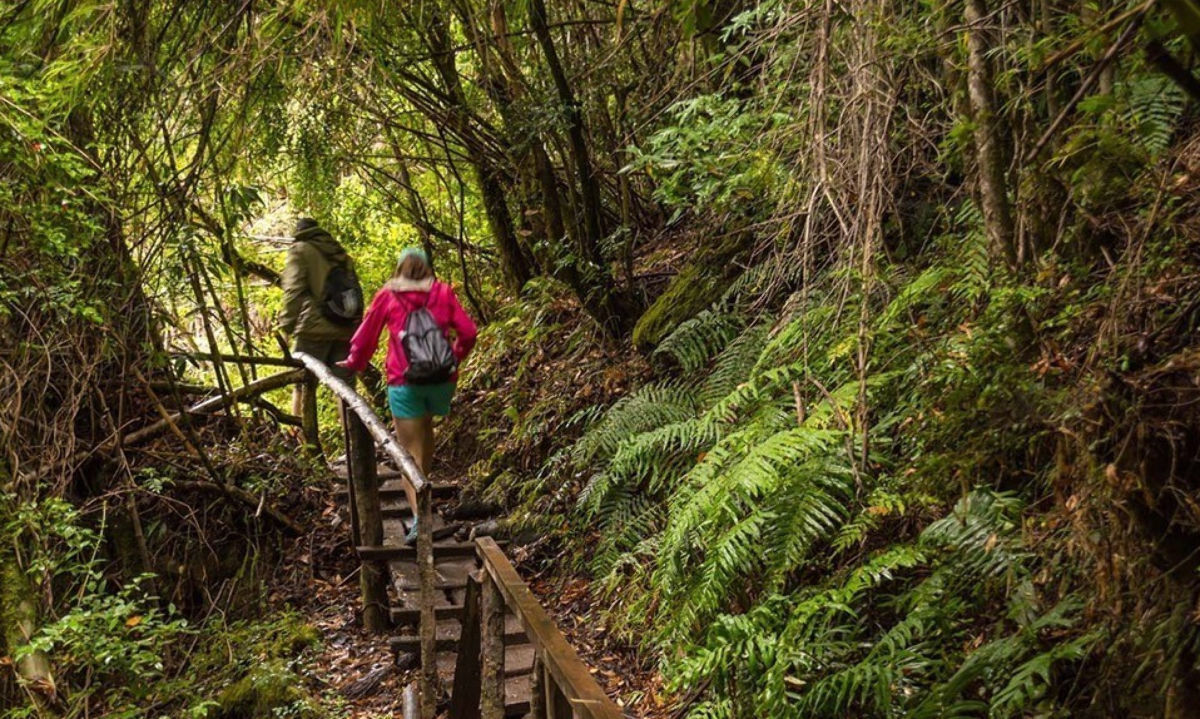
left=278, top=227, right=356, bottom=340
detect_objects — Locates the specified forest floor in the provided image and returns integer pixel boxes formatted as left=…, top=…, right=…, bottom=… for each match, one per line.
left=269, top=484, right=407, bottom=716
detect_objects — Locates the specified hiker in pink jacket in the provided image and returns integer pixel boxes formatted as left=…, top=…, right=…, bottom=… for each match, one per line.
left=338, top=248, right=477, bottom=542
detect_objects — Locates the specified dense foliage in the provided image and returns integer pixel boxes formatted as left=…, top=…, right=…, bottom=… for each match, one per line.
left=4, top=0, right=1200, bottom=717
left=556, top=3, right=1200, bottom=717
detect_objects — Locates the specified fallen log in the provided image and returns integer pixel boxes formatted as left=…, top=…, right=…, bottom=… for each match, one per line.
left=121, top=369, right=305, bottom=447
left=26, top=369, right=306, bottom=482
left=146, top=382, right=299, bottom=424
left=443, top=498, right=503, bottom=520
left=342, top=664, right=393, bottom=700
left=175, top=352, right=303, bottom=368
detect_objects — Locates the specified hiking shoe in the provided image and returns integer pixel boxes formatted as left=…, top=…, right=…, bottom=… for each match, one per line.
left=404, top=520, right=419, bottom=546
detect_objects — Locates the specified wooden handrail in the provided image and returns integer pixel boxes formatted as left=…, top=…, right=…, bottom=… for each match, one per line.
left=475, top=537, right=624, bottom=719
left=185, top=351, right=614, bottom=718
left=291, top=351, right=428, bottom=494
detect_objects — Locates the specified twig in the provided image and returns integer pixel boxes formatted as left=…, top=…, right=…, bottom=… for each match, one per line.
left=1039, top=0, right=1155, bottom=71
left=169, top=479, right=303, bottom=534
left=1025, top=10, right=1147, bottom=163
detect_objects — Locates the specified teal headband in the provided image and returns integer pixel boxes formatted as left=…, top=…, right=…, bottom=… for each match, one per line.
left=397, top=247, right=429, bottom=265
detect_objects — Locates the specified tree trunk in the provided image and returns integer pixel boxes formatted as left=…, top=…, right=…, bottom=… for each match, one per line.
left=965, top=0, right=1018, bottom=268
left=528, top=0, right=604, bottom=264
left=423, top=10, right=535, bottom=292
left=1, top=535, right=56, bottom=712
left=526, top=0, right=642, bottom=336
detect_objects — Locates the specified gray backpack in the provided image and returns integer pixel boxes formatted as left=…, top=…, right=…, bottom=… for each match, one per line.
left=400, top=286, right=456, bottom=384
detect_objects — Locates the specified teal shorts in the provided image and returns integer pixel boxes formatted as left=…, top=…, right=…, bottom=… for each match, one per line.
left=387, top=382, right=455, bottom=419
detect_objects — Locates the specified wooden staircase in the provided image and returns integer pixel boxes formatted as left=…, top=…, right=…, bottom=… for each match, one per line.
left=377, top=487, right=531, bottom=716
left=292, top=350, right=623, bottom=719
left=342, top=460, right=614, bottom=718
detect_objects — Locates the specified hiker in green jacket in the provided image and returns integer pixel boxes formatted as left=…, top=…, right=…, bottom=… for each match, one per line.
left=278, top=218, right=363, bottom=419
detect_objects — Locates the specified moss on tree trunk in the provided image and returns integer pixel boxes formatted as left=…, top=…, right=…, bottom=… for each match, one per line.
left=0, top=511, right=56, bottom=712
left=632, top=235, right=750, bottom=353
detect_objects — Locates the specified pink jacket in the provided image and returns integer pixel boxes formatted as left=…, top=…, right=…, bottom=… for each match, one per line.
left=343, top=278, right=478, bottom=386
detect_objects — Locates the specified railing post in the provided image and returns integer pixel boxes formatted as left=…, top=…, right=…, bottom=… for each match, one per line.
left=341, top=402, right=361, bottom=546
left=480, top=572, right=506, bottom=719
left=417, top=485, right=438, bottom=718
left=300, top=374, right=321, bottom=454
left=450, top=574, right=483, bottom=719
left=546, top=675, right=572, bottom=719
left=530, top=652, right=546, bottom=719
left=347, top=411, right=389, bottom=632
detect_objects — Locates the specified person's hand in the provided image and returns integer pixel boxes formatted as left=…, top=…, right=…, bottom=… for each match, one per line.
left=335, top=359, right=353, bottom=369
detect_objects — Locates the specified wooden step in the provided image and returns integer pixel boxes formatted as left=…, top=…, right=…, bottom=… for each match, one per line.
left=388, top=626, right=527, bottom=653
left=396, top=580, right=468, bottom=592
left=358, top=542, right=479, bottom=561
left=505, top=674, right=533, bottom=717
left=434, top=644, right=536, bottom=682
left=335, top=480, right=458, bottom=499
left=390, top=604, right=464, bottom=625
left=389, top=614, right=527, bottom=648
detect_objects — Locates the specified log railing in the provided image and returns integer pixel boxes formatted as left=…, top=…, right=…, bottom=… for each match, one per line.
left=452, top=537, right=624, bottom=719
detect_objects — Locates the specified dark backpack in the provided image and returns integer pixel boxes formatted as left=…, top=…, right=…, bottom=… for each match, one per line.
left=319, top=262, right=364, bottom=327
left=400, top=285, right=456, bottom=384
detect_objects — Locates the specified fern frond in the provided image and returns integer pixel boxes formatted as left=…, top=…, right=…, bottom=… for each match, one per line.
left=700, top=323, right=769, bottom=406
left=655, top=308, right=746, bottom=373
left=573, top=384, right=698, bottom=465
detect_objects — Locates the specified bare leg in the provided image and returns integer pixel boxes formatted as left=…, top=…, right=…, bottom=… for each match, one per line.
left=392, top=417, right=424, bottom=515
left=421, top=417, right=434, bottom=472
left=292, top=385, right=303, bottom=417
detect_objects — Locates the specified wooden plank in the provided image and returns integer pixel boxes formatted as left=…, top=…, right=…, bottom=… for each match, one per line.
left=395, top=580, right=467, bottom=592
left=389, top=635, right=465, bottom=652
left=475, top=538, right=624, bottom=719
left=389, top=625, right=527, bottom=652
left=390, top=605, right=464, bottom=625
left=382, top=505, right=414, bottom=519
left=384, top=515, right=459, bottom=608
left=358, top=542, right=479, bottom=561
left=506, top=673, right=534, bottom=716
left=481, top=574, right=506, bottom=719
left=336, top=480, right=458, bottom=499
